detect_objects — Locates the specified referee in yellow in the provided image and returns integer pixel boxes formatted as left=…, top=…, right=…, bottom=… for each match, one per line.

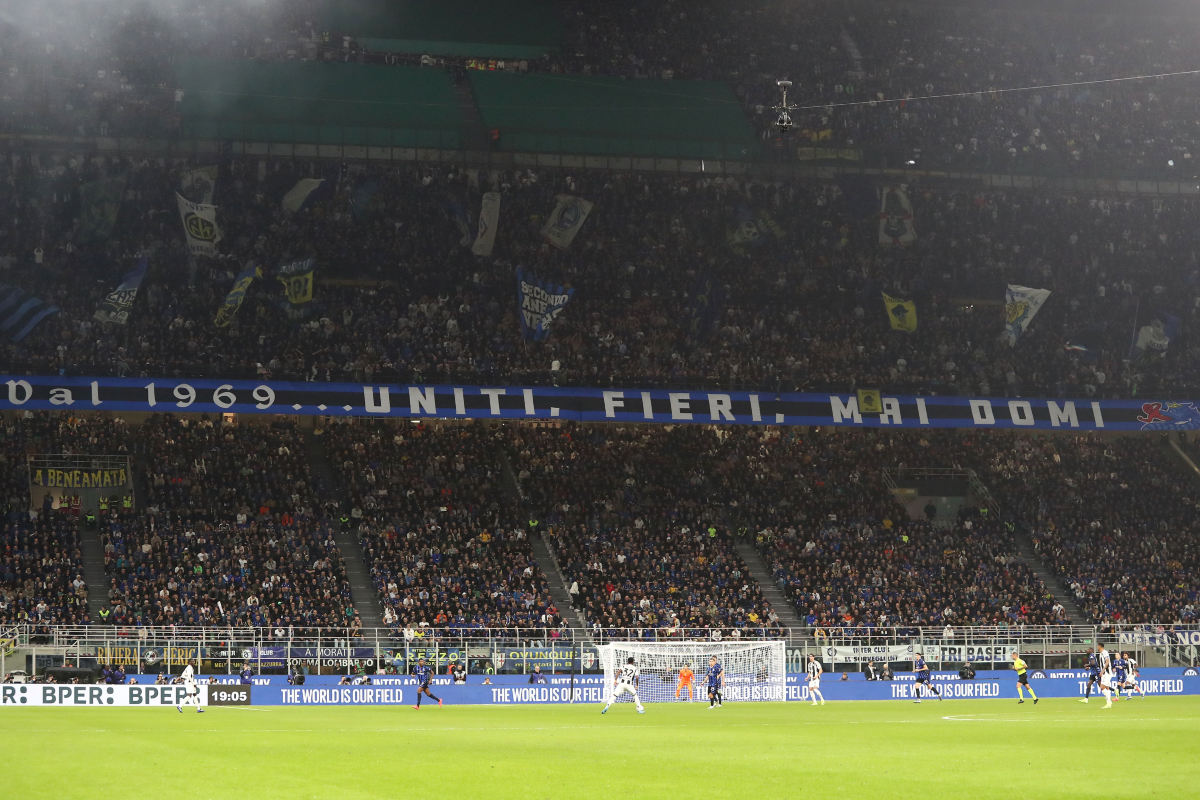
left=1012, top=652, right=1038, bottom=705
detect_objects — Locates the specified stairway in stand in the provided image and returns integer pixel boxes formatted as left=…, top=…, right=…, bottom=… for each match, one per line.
left=1013, top=533, right=1087, bottom=623
left=735, top=542, right=805, bottom=632
left=530, top=533, right=587, bottom=631
left=76, top=519, right=109, bottom=622
left=301, top=431, right=384, bottom=631
left=493, top=444, right=587, bottom=632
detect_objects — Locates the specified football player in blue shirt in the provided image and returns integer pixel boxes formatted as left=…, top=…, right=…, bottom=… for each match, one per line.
left=912, top=654, right=941, bottom=703
left=412, top=657, right=442, bottom=709
left=1112, top=654, right=1128, bottom=701
left=1080, top=647, right=1101, bottom=704
left=705, top=656, right=724, bottom=709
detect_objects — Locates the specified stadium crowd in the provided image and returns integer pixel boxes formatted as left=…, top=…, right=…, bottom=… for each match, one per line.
left=3, top=157, right=1200, bottom=400
left=964, top=432, right=1199, bottom=625
left=688, top=426, right=1066, bottom=627
left=4, top=0, right=1200, bottom=176
left=1, top=0, right=1198, bottom=654
left=323, top=419, right=561, bottom=633
left=4, top=406, right=1199, bottom=631
left=0, top=414, right=92, bottom=630
left=506, top=423, right=780, bottom=634
left=98, top=415, right=359, bottom=630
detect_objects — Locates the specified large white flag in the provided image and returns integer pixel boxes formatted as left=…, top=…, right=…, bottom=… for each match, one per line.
left=176, top=193, right=222, bottom=257
left=179, top=165, right=217, bottom=205
left=540, top=194, right=593, bottom=250
left=471, top=192, right=501, bottom=257
left=281, top=178, right=325, bottom=214
left=1004, top=284, right=1051, bottom=346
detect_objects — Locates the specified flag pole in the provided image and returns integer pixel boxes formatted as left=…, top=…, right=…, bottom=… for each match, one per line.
left=1128, top=297, right=1140, bottom=359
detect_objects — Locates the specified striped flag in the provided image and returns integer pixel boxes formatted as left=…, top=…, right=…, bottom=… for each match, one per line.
left=0, top=284, right=59, bottom=342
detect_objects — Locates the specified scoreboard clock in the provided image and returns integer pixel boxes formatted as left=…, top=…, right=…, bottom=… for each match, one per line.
left=208, top=687, right=252, bottom=705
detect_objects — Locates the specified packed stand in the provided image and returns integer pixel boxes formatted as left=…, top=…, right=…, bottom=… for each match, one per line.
left=0, top=414, right=92, bottom=629
left=507, top=423, right=780, bottom=636
left=323, top=419, right=561, bottom=633
left=711, top=427, right=1064, bottom=629
left=98, top=415, right=359, bottom=630
left=858, top=427, right=1200, bottom=625
left=5, top=0, right=1200, bottom=175
left=5, top=156, right=1200, bottom=399
left=965, top=433, right=1199, bottom=625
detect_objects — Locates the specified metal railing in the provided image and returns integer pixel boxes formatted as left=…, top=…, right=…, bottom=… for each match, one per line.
left=4, top=623, right=1195, bottom=678
left=881, top=467, right=999, bottom=513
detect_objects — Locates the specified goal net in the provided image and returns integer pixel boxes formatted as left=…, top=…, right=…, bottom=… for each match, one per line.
left=597, top=640, right=786, bottom=704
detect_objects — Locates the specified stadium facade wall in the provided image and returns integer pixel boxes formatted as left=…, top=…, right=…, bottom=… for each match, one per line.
left=7, top=131, right=1200, bottom=196
left=2, top=376, right=1197, bottom=431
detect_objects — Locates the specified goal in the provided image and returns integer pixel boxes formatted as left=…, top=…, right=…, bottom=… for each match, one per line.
left=596, top=640, right=786, bottom=704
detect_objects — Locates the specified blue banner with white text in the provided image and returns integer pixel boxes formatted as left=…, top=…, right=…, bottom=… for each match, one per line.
left=3, top=376, right=1200, bottom=431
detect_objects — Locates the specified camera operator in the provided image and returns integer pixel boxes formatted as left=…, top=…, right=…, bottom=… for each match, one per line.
left=959, top=662, right=976, bottom=680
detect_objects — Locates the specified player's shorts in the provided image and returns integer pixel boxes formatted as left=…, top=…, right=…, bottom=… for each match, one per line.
left=707, top=683, right=720, bottom=693
left=612, top=682, right=638, bottom=698
left=419, top=682, right=431, bottom=691
left=1087, top=671, right=1100, bottom=682
left=916, top=673, right=931, bottom=684
left=808, top=679, right=820, bottom=691
left=1016, top=673, right=1029, bottom=686
left=1114, top=673, right=1126, bottom=685
left=679, top=678, right=693, bottom=687
left=1100, top=674, right=1115, bottom=689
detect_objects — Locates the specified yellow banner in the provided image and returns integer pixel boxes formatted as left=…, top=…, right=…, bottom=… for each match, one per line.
left=882, top=292, right=917, bottom=332
left=856, top=389, right=883, bottom=415
left=96, top=646, right=198, bottom=666
left=277, top=258, right=315, bottom=305
left=31, top=467, right=129, bottom=489
left=215, top=265, right=261, bottom=327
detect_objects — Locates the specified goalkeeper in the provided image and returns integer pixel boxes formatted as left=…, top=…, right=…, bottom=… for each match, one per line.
left=676, top=664, right=695, bottom=701
left=706, top=656, right=724, bottom=709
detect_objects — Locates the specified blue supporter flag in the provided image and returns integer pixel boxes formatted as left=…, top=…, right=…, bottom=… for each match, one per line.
left=0, top=284, right=59, bottom=342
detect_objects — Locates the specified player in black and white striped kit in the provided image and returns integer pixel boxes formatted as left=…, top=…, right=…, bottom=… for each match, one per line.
left=806, top=654, right=826, bottom=706
left=177, top=661, right=205, bottom=713
left=602, top=657, right=646, bottom=715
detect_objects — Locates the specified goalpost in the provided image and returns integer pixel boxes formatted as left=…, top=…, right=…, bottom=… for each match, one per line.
left=597, top=640, right=786, bottom=704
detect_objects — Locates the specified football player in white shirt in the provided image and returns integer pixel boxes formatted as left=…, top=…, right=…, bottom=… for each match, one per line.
left=1096, top=643, right=1112, bottom=675
left=806, top=654, right=826, bottom=706
left=601, top=657, right=645, bottom=715
left=177, top=661, right=205, bottom=713
left=1121, top=653, right=1146, bottom=697
left=1098, top=666, right=1116, bottom=709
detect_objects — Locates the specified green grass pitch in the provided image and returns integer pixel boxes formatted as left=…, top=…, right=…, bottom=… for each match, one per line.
left=2, top=698, right=1198, bottom=798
